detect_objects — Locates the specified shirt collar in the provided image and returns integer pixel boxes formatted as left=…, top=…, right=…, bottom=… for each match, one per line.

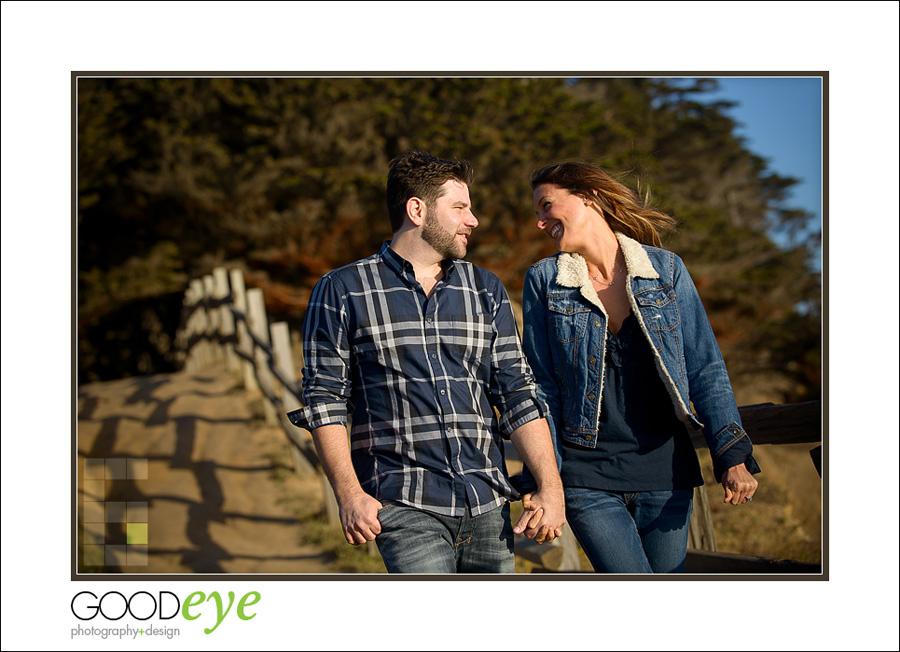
left=379, top=241, right=457, bottom=282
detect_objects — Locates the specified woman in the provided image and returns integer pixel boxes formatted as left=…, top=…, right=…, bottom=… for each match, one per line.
left=521, top=161, right=760, bottom=573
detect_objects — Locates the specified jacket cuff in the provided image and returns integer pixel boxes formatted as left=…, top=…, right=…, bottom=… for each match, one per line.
left=710, top=421, right=762, bottom=482
left=508, top=473, right=535, bottom=496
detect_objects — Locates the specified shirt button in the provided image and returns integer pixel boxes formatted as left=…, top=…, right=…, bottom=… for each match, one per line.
left=431, top=353, right=436, bottom=359
left=440, top=389, right=446, bottom=395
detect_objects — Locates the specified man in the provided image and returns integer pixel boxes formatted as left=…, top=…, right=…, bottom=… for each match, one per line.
left=288, top=150, right=564, bottom=573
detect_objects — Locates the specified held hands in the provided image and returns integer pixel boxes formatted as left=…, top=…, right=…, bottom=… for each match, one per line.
left=721, top=462, right=758, bottom=505
left=338, top=490, right=383, bottom=545
left=515, top=488, right=566, bottom=544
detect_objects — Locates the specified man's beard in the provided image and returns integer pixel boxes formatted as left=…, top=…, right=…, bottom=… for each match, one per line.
left=422, top=210, right=466, bottom=260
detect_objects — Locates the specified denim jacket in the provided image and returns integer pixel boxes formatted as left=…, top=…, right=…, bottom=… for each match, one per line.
left=521, top=233, right=760, bottom=485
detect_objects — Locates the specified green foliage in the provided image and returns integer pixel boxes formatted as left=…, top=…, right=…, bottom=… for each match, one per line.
left=79, top=241, right=187, bottom=324
left=77, top=77, right=820, bottom=401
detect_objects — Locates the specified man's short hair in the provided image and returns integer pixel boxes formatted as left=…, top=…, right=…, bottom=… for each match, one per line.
left=386, top=150, right=474, bottom=233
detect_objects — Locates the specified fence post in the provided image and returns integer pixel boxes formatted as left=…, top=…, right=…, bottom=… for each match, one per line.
left=180, top=284, right=198, bottom=372
left=271, top=322, right=316, bottom=477
left=189, top=279, right=212, bottom=369
left=688, top=485, right=717, bottom=551
left=213, top=267, right=239, bottom=372
left=202, top=274, right=223, bottom=365
left=247, top=288, right=279, bottom=426
left=229, top=269, right=258, bottom=391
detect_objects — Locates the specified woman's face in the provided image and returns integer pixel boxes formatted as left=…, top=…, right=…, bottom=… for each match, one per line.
left=532, top=183, right=596, bottom=252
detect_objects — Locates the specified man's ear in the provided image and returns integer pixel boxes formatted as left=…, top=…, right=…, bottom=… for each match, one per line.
left=406, top=197, right=427, bottom=226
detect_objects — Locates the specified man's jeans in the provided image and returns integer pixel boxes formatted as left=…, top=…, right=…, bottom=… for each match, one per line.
left=565, top=487, right=693, bottom=573
left=375, top=502, right=515, bottom=573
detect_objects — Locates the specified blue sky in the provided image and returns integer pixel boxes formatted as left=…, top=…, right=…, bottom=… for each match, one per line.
left=678, top=76, right=823, bottom=259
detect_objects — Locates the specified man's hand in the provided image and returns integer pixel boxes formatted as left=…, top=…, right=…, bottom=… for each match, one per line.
left=514, top=487, right=565, bottom=544
left=508, top=418, right=566, bottom=543
left=338, top=490, right=384, bottom=545
left=310, top=424, right=383, bottom=545
left=721, top=462, right=758, bottom=505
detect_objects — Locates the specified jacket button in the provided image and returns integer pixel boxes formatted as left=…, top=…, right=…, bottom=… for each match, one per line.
left=733, top=428, right=740, bottom=434
left=588, top=394, right=595, bottom=400
left=589, top=358, right=596, bottom=364
left=585, top=435, right=593, bottom=440
left=567, top=306, right=573, bottom=312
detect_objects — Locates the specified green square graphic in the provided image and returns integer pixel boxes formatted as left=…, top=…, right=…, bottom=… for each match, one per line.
left=127, top=523, right=148, bottom=545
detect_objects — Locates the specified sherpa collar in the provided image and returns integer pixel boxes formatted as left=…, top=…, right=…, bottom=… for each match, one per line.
left=555, top=233, right=659, bottom=311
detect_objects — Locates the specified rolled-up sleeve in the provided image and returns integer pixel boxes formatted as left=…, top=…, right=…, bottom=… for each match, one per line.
left=287, top=275, right=352, bottom=431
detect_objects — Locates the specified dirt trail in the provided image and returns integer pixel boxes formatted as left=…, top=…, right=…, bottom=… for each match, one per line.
left=76, top=368, right=340, bottom=574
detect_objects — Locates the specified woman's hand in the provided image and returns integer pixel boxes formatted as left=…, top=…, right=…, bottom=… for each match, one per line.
left=721, top=463, right=758, bottom=505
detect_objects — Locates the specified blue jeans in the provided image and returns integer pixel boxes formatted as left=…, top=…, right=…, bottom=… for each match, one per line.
left=375, top=502, right=515, bottom=573
left=565, top=487, right=693, bottom=573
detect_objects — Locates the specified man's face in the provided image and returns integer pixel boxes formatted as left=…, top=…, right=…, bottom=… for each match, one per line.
left=421, top=179, right=478, bottom=259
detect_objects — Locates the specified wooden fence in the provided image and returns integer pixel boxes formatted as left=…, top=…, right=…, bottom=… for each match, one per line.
left=176, top=267, right=340, bottom=525
left=176, top=268, right=822, bottom=575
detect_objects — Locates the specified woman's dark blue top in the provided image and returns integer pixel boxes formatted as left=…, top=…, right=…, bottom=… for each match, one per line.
left=560, top=314, right=704, bottom=491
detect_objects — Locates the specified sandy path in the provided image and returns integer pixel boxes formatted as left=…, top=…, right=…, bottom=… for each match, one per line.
left=76, top=368, right=340, bottom=574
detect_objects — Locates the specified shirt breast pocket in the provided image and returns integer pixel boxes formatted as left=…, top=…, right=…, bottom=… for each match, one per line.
left=450, top=313, right=493, bottom=364
left=548, top=295, right=592, bottom=343
left=634, top=286, right=680, bottom=332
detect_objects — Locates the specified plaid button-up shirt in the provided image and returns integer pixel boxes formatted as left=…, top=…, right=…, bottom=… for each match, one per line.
left=288, top=242, right=546, bottom=516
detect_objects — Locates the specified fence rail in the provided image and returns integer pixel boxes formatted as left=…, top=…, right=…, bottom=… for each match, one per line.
left=176, top=268, right=822, bottom=575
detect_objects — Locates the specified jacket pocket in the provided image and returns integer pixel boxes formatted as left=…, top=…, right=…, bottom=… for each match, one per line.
left=634, top=285, right=680, bottom=332
left=547, top=295, right=592, bottom=343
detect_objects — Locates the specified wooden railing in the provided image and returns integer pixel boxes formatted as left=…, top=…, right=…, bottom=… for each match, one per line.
left=687, top=401, right=821, bottom=573
left=176, top=268, right=341, bottom=526
left=176, top=269, right=822, bottom=574
left=517, top=402, right=822, bottom=574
